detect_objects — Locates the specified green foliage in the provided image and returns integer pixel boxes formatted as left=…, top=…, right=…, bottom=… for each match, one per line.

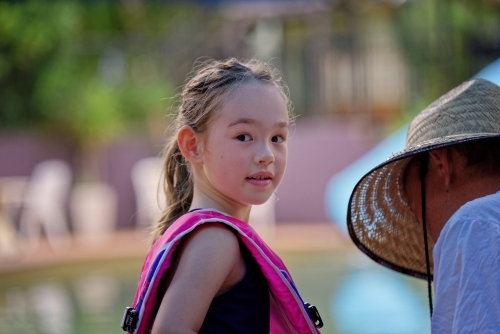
left=0, top=1, right=173, bottom=146
left=395, top=0, right=500, bottom=109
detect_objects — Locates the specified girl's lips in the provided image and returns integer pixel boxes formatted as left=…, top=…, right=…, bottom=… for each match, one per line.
left=246, top=178, right=272, bottom=187
left=246, top=172, right=273, bottom=186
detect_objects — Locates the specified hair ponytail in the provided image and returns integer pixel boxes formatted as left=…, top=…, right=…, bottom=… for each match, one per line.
left=151, top=137, right=193, bottom=244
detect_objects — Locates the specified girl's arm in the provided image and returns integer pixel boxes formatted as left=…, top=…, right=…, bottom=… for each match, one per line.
left=151, top=223, right=245, bottom=334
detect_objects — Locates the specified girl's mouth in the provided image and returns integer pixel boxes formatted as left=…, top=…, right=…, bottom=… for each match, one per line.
left=246, top=176, right=272, bottom=180
left=246, top=174, right=273, bottom=186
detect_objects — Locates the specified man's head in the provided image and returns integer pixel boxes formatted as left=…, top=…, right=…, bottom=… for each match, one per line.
left=347, top=78, right=500, bottom=279
left=403, top=137, right=500, bottom=242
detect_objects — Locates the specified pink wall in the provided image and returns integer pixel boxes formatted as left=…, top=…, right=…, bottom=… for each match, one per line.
left=275, top=117, right=378, bottom=223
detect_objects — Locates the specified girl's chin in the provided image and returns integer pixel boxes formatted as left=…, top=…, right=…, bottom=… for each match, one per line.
left=246, top=195, right=276, bottom=206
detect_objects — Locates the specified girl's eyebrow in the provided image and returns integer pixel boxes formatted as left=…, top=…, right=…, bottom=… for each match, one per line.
left=228, top=118, right=255, bottom=127
left=228, top=118, right=289, bottom=128
left=275, top=121, right=290, bottom=129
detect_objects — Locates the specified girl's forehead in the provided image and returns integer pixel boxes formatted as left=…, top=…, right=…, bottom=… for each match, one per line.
left=229, top=81, right=283, bottom=98
left=216, top=83, right=289, bottom=121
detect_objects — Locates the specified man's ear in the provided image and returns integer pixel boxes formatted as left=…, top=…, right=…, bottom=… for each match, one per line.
left=177, top=125, right=204, bottom=164
left=429, top=148, right=454, bottom=187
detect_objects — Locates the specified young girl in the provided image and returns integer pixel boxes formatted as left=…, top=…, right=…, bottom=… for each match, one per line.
left=122, top=58, right=322, bottom=334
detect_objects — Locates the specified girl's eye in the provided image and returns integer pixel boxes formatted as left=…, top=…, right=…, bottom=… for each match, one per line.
left=272, top=135, right=285, bottom=143
left=236, top=134, right=252, bottom=142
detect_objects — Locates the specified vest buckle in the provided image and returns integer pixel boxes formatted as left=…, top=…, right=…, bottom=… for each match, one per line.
left=121, top=307, right=138, bottom=332
left=305, top=302, right=324, bottom=329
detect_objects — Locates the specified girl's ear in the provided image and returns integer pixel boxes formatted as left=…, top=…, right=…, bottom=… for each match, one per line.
left=177, top=125, right=204, bottom=164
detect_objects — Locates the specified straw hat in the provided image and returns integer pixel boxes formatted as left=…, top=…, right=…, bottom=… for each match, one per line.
left=347, top=78, right=500, bottom=280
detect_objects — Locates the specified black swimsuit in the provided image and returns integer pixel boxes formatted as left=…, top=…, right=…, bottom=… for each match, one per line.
left=199, top=243, right=270, bottom=333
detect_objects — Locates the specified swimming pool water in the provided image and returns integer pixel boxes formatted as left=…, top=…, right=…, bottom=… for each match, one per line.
left=0, top=249, right=430, bottom=334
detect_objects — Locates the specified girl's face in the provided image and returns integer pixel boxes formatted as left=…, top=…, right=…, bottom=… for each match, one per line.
left=196, top=83, right=289, bottom=209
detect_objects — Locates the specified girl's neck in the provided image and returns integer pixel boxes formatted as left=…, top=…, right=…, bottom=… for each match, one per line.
left=190, top=186, right=251, bottom=223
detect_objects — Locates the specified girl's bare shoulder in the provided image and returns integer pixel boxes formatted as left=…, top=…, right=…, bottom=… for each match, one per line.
left=178, top=222, right=241, bottom=266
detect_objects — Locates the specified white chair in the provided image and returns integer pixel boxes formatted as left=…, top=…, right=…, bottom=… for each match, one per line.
left=18, top=160, right=72, bottom=251
left=131, top=157, right=165, bottom=229
left=0, top=177, right=28, bottom=258
left=0, top=209, right=18, bottom=258
left=70, top=181, right=117, bottom=246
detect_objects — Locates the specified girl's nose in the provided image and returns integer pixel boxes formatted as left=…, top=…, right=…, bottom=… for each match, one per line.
left=254, top=144, right=275, bottom=165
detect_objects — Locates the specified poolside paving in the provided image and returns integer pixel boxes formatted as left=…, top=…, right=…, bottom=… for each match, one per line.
left=0, top=222, right=352, bottom=273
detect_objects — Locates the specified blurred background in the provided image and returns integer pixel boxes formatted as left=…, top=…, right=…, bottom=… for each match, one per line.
left=1, top=0, right=499, bottom=333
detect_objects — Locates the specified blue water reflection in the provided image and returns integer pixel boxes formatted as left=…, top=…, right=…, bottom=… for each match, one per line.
left=331, top=266, right=430, bottom=334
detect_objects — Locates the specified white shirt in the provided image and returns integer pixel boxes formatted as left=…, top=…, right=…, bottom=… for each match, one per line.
left=432, top=191, right=500, bottom=333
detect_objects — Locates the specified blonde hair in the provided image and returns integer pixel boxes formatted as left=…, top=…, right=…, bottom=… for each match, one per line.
left=151, top=58, right=291, bottom=244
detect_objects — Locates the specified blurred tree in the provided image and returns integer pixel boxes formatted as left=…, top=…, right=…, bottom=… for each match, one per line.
left=0, top=1, right=174, bottom=180
left=2, top=0, right=499, bottom=137
left=395, top=0, right=500, bottom=116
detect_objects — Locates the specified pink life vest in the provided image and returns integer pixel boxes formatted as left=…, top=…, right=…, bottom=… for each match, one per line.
left=121, top=209, right=323, bottom=334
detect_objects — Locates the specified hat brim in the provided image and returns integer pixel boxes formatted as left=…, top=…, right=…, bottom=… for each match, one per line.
left=347, top=132, right=500, bottom=280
